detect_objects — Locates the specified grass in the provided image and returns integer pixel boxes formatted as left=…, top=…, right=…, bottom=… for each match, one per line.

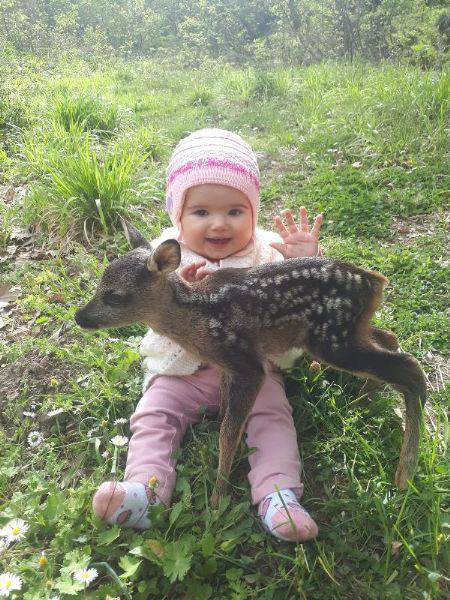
left=0, top=56, right=448, bottom=599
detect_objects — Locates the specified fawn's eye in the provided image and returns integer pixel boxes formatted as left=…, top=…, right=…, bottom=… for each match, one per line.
left=104, top=292, right=131, bottom=307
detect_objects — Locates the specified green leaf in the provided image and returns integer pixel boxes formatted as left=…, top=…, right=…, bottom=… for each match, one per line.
left=97, top=525, right=120, bottom=546
left=226, top=567, right=244, bottom=581
left=162, top=536, right=194, bottom=583
left=220, top=538, right=239, bottom=552
left=169, top=500, right=184, bottom=525
left=201, top=531, right=215, bottom=557
left=119, top=555, right=142, bottom=579
left=54, top=579, right=85, bottom=595
left=200, top=557, right=217, bottom=576
left=130, top=539, right=164, bottom=563
left=43, top=492, right=63, bottom=523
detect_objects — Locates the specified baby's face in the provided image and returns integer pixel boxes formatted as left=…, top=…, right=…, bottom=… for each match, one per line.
left=180, top=184, right=253, bottom=261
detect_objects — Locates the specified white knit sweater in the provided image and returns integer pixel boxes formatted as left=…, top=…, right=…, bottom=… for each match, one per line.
left=139, top=227, right=304, bottom=391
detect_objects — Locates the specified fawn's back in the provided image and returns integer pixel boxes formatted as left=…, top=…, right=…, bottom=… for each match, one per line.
left=175, top=256, right=388, bottom=359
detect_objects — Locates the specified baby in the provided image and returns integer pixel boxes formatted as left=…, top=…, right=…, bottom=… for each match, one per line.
left=93, top=128, right=323, bottom=542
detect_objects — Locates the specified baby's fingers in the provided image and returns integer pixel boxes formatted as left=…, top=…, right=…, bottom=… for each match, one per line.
left=196, top=267, right=215, bottom=281
left=311, top=213, right=323, bottom=238
left=180, top=261, right=206, bottom=282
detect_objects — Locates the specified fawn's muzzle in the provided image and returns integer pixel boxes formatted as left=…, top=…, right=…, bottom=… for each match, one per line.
left=75, top=309, right=101, bottom=329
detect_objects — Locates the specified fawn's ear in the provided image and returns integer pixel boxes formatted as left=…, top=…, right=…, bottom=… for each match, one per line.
left=120, top=217, right=152, bottom=250
left=147, top=240, right=181, bottom=274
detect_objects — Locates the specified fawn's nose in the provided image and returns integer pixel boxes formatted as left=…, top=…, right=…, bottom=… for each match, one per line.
left=75, top=309, right=100, bottom=329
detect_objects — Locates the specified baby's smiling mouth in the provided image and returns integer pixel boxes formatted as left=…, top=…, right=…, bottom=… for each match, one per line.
left=205, top=238, right=232, bottom=245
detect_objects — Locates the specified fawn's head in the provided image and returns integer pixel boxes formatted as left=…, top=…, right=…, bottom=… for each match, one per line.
left=75, top=220, right=181, bottom=330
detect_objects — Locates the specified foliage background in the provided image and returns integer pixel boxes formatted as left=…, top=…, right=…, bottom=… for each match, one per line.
left=0, top=0, right=449, bottom=68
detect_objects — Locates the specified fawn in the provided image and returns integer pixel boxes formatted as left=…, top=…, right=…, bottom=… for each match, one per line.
left=75, top=220, right=426, bottom=506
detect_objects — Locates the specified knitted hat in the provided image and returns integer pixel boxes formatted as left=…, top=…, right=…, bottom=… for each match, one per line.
left=165, top=128, right=260, bottom=231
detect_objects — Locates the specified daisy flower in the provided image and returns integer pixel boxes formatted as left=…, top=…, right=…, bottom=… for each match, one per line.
left=87, top=427, right=99, bottom=439
left=22, top=411, right=36, bottom=418
left=73, top=567, right=98, bottom=585
left=28, top=431, right=44, bottom=447
left=0, top=572, right=22, bottom=596
left=47, top=408, right=65, bottom=417
left=3, top=519, right=28, bottom=542
left=110, top=435, right=128, bottom=447
left=113, top=418, right=128, bottom=425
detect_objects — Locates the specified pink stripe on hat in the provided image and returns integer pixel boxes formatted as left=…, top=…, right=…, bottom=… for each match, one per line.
left=166, top=128, right=260, bottom=230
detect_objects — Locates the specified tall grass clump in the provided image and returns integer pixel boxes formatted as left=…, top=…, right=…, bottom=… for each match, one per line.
left=22, top=129, right=146, bottom=237
left=218, top=66, right=291, bottom=103
left=186, top=85, right=214, bottom=107
left=53, top=93, right=122, bottom=137
left=0, top=81, right=28, bottom=151
left=250, top=69, right=291, bottom=99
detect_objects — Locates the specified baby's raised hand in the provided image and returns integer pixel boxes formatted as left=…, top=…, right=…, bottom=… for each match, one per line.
left=270, top=207, right=323, bottom=259
left=180, top=260, right=215, bottom=283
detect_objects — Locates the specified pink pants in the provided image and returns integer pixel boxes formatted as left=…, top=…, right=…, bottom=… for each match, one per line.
left=124, top=365, right=303, bottom=506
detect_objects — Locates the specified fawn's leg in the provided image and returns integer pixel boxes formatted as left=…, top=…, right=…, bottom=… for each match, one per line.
left=218, top=374, right=230, bottom=421
left=310, top=340, right=426, bottom=489
left=211, top=363, right=265, bottom=507
left=359, top=327, right=401, bottom=394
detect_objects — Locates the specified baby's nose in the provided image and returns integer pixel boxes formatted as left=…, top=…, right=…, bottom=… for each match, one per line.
left=211, top=215, right=227, bottom=228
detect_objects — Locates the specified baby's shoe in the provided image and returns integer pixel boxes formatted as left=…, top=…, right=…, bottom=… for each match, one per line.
left=92, top=481, right=160, bottom=530
left=258, top=488, right=318, bottom=542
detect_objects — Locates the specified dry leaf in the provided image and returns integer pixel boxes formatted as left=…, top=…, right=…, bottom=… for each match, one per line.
left=0, top=284, right=20, bottom=309
left=391, top=541, right=402, bottom=556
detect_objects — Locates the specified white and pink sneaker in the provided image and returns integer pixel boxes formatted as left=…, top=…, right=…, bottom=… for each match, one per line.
left=258, top=488, right=318, bottom=542
left=92, top=481, right=160, bottom=530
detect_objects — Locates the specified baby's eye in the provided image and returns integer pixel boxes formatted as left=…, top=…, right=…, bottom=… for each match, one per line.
left=194, top=209, right=208, bottom=216
left=229, top=209, right=242, bottom=216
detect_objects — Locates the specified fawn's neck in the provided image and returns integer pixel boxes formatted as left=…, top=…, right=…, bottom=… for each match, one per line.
left=147, top=274, right=204, bottom=350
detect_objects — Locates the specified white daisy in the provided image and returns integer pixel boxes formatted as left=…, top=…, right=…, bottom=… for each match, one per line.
left=110, top=435, right=128, bottom=447
left=22, top=411, right=36, bottom=418
left=28, top=431, right=44, bottom=447
left=101, top=450, right=110, bottom=458
left=3, top=519, right=28, bottom=542
left=0, top=572, right=22, bottom=596
left=113, top=418, right=128, bottom=425
left=87, top=427, right=99, bottom=439
left=73, top=567, right=98, bottom=585
left=47, top=408, right=65, bottom=417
